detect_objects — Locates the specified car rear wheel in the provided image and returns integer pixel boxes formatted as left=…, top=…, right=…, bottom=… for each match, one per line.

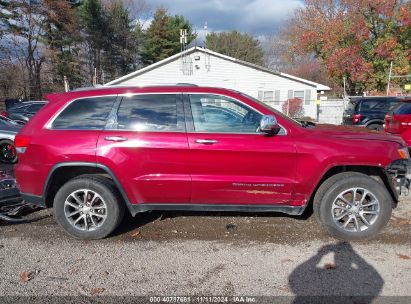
left=0, top=139, right=18, bottom=164
left=367, top=123, right=383, bottom=131
left=53, top=175, right=124, bottom=239
left=314, top=172, right=392, bottom=241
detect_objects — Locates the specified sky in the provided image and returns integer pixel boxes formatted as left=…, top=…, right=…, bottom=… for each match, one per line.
left=141, top=0, right=303, bottom=39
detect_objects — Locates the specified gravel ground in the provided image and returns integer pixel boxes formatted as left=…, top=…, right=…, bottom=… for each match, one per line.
left=0, top=165, right=410, bottom=301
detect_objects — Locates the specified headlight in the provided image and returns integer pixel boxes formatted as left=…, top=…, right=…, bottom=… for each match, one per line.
left=398, top=147, right=410, bottom=159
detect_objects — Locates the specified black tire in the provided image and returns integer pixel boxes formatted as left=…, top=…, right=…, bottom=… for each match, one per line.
left=366, top=123, right=383, bottom=131
left=313, top=172, right=392, bottom=241
left=53, top=175, right=125, bottom=239
left=0, top=139, right=18, bottom=164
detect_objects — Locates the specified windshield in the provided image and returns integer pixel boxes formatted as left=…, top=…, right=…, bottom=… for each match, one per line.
left=238, top=92, right=303, bottom=127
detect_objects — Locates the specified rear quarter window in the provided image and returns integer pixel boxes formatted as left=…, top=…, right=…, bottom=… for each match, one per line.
left=51, top=96, right=116, bottom=130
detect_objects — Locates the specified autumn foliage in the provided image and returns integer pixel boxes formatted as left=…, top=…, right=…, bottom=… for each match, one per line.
left=283, top=0, right=411, bottom=94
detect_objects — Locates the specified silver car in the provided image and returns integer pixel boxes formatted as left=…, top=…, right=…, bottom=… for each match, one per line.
left=0, top=116, right=21, bottom=163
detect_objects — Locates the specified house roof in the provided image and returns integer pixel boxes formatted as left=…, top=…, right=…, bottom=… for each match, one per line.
left=105, top=47, right=331, bottom=90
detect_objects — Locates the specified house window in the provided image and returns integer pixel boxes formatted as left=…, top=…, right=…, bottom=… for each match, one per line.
left=305, top=90, right=311, bottom=105
left=294, top=91, right=305, bottom=103
left=274, top=90, right=281, bottom=105
left=263, top=91, right=274, bottom=102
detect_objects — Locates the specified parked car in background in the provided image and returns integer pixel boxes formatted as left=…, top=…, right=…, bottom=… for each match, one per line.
left=384, top=101, right=411, bottom=148
left=342, top=96, right=409, bottom=131
left=0, top=116, right=21, bottom=163
left=14, top=86, right=410, bottom=241
left=1, top=101, right=46, bottom=125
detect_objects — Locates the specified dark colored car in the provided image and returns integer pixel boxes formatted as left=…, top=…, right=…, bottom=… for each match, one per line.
left=14, top=86, right=410, bottom=240
left=342, top=96, right=408, bottom=131
left=1, top=101, right=46, bottom=124
left=385, top=101, right=411, bottom=148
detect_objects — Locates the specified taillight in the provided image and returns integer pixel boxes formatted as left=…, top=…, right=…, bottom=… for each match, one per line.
left=353, top=114, right=361, bottom=124
left=14, top=135, right=31, bottom=153
left=1, top=111, right=8, bottom=117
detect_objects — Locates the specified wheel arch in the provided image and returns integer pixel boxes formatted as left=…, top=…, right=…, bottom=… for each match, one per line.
left=44, top=162, right=133, bottom=213
left=309, top=165, right=398, bottom=208
left=364, top=119, right=384, bottom=127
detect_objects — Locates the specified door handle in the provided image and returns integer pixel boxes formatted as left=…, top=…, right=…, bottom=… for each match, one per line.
left=105, top=136, right=128, bottom=142
left=195, top=139, right=218, bottom=144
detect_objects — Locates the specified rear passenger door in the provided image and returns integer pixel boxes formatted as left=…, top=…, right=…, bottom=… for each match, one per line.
left=96, top=93, right=191, bottom=205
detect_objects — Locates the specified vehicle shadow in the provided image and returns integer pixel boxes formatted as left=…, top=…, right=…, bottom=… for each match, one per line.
left=288, top=242, right=383, bottom=304
left=112, top=209, right=311, bottom=237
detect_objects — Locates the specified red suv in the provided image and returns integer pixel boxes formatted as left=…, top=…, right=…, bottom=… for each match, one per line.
left=14, top=86, right=410, bottom=240
left=385, top=100, right=411, bottom=147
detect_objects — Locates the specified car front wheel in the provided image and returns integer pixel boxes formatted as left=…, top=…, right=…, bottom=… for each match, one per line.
left=0, top=139, right=18, bottom=164
left=314, top=172, right=392, bottom=241
left=53, top=175, right=124, bottom=239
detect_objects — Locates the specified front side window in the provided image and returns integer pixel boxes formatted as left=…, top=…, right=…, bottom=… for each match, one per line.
left=189, top=94, right=262, bottom=133
left=115, top=94, right=183, bottom=131
left=52, top=96, right=116, bottom=130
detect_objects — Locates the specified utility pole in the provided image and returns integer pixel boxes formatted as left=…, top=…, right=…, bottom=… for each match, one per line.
left=93, top=68, right=97, bottom=86
left=386, top=61, right=393, bottom=96
left=63, top=76, right=69, bottom=92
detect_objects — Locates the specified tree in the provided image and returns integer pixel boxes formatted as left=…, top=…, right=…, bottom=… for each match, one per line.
left=1, top=0, right=46, bottom=99
left=205, top=31, right=265, bottom=66
left=140, top=8, right=195, bottom=65
left=102, top=0, right=140, bottom=81
left=42, top=0, right=85, bottom=91
left=283, top=0, right=411, bottom=95
left=78, top=0, right=108, bottom=84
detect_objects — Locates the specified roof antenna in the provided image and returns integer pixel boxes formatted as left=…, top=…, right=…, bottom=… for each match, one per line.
left=203, top=21, right=211, bottom=71
left=180, top=29, right=192, bottom=75
left=203, top=21, right=208, bottom=49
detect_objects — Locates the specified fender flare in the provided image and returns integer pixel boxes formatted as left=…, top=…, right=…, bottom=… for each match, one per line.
left=44, top=162, right=134, bottom=213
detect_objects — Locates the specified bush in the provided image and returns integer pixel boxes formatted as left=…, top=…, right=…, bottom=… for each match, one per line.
left=282, top=98, right=304, bottom=117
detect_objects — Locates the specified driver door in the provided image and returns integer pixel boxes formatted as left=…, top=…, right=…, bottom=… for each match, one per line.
left=185, top=93, right=297, bottom=205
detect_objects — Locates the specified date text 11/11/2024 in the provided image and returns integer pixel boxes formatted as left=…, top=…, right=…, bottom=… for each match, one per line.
left=149, top=296, right=257, bottom=303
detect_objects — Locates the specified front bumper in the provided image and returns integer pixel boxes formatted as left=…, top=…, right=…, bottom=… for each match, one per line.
left=386, top=159, right=411, bottom=197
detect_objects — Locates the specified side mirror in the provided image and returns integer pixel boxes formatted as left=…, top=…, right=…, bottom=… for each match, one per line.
left=260, top=115, right=281, bottom=135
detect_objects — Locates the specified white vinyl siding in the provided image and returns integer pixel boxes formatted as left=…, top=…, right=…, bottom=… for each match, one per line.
left=114, top=50, right=320, bottom=118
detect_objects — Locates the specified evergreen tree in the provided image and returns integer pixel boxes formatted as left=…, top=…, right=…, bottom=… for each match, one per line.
left=43, top=0, right=85, bottom=90
left=103, top=0, right=139, bottom=81
left=140, top=8, right=196, bottom=65
left=205, top=31, right=265, bottom=66
left=78, top=0, right=108, bottom=84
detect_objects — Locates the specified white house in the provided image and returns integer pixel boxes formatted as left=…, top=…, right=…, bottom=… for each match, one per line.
left=106, top=47, right=331, bottom=119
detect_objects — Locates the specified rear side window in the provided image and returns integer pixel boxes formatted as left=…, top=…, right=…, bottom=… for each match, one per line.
left=10, top=105, right=30, bottom=111
left=51, top=96, right=116, bottom=130
left=359, top=99, right=399, bottom=112
left=394, top=103, right=411, bottom=115
left=115, top=94, right=183, bottom=131
left=27, top=103, right=45, bottom=112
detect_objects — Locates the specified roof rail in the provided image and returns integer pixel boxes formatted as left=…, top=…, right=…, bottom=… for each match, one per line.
left=175, top=83, right=198, bottom=87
